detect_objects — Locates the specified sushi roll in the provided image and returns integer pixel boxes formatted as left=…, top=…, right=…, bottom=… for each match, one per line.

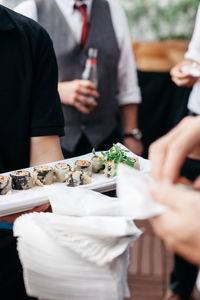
left=54, top=163, right=71, bottom=182
left=0, top=176, right=12, bottom=195
left=74, top=160, right=92, bottom=176
left=126, top=157, right=140, bottom=170
left=91, top=156, right=105, bottom=174
left=33, top=166, right=54, bottom=186
left=131, top=157, right=140, bottom=170
left=104, top=161, right=117, bottom=178
left=10, top=171, right=33, bottom=190
left=65, top=171, right=91, bottom=187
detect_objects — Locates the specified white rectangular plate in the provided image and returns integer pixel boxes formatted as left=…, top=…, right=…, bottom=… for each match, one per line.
left=0, top=143, right=150, bottom=217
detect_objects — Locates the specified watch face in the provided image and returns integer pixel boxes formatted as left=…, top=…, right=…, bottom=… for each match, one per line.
left=131, top=129, right=142, bottom=140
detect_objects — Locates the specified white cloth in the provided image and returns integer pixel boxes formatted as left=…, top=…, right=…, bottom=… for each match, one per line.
left=46, top=185, right=121, bottom=216
left=15, top=0, right=141, bottom=106
left=13, top=187, right=142, bottom=300
left=117, top=164, right=167, bottom=219
left=184, top=5, right=200, bottom=114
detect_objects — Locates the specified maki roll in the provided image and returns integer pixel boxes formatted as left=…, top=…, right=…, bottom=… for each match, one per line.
left=33, top=166, right=54, bottom=186
left=104, top=161, right=117, bottom=178
left=10, top=171, right=33, bottom=190
left=74, top=160, right=92, bottom=176
left=0, top=176, right=12, bottom=195
left=54, top=163, right=71, bottom=182
left=65, top=171, right=91, bottom=187
left=91, top=156, right=105, bottom=174
left=131, top=157, right=140, bottom=170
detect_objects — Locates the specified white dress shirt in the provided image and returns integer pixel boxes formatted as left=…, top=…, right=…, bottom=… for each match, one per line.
left=184, top=5, right=200, bottom=114
left=15, top=0, right=141, bottom=106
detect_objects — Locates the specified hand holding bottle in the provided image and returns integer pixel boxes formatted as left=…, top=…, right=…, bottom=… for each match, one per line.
left=58, top=79, right=99, bottom=114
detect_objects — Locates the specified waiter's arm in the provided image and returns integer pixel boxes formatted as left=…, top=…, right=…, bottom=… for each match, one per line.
left=30, top=135, right=64, bottom=166
left=120, top=104, right=143, bottom=156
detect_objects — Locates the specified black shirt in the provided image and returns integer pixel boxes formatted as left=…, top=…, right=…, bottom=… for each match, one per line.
left=0, top=5, right=64, bottom=173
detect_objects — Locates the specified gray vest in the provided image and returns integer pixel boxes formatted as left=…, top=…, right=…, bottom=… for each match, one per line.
left=35, top=0, right=120, bottom=152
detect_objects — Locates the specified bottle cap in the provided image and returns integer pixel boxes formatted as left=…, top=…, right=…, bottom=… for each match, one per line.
left=88, top=48, right=98, bottom=59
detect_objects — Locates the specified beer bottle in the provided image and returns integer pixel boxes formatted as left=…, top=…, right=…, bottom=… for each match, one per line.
left=82, top=48, right=98, bottom=112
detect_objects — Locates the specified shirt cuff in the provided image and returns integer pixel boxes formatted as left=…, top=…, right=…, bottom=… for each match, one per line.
left=30, top=126, right=65, bottom=137
left=117, top=88, right=142, bottom=106
left=184, top=51, right=200, bottom=64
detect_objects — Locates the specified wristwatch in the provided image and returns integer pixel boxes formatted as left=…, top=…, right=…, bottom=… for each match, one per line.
left=124, top=128, right=142, bottom=141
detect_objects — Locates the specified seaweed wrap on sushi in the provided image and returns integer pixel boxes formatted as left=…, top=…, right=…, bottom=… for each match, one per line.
left=10, top=171, right=33, bottom=190
left=33, top=166, right=54, bottom=186
left=74, top=160, right=92, bottom=176
left=0, top=176, right=12, bottom=195
left=65, top=171, right=91, bottom=187
left=104, top=161, right=117, bottom=178
left=91, top=156, right=105, bottom=174
left=54, top=163, right=71, bottom=182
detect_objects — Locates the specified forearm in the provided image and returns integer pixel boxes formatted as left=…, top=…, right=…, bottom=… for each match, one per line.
left=30, top=136, right=64, bottom=167
left=58, top=82, right=66, bottom=104
left=120, top=104, right=138, bottom=133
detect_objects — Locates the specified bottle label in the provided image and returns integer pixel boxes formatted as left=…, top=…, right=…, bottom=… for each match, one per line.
left=86, top=59, right=97, bottom=65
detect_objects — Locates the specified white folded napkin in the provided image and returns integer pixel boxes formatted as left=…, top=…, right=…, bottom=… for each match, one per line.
left=45, top=185, right=120, bottom=216
left=117, top=164, right=167, bottom=219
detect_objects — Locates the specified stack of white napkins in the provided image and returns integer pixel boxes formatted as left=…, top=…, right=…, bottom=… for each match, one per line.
left=14, top=187, right=142, bottom=300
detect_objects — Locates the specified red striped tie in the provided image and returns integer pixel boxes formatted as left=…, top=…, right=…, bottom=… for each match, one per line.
left=75, top=4, right=89, bottom=47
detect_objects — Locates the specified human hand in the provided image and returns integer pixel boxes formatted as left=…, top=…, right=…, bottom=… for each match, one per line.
left=170, top=59, right=199, bottom=87
left=149, top=182, right=200, bottom=266
left=123, top=137, right=143, bottom=156
left=58, top=80, right=99, bottom=114
left=0, top=203, right=50, bottom=224
left=149, top=116, right=200, bottom=182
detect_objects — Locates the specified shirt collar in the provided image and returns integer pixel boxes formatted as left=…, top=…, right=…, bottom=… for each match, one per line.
left=0, top=6, right=15, bottom=31
left=56, top=0, right=92, bottom=16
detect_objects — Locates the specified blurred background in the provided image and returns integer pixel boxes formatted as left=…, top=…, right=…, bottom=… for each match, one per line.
left=2, top=0, right=198, bottom=71
left=1, top=0, right=198, bottom=40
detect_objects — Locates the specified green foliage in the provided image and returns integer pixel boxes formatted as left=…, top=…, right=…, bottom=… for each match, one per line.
left=116, top=0, right=199, bottom=40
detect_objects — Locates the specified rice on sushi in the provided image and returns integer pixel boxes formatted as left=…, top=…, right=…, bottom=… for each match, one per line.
left=65, top=171, right=91, bottom=187
left=33, top=166, right=54, bottom=186
left=91, top=156, right=105, bottom=174
left=54, top=163, right=71, bottom=182
left=0, top=176, right=12, bottom=195
left=74, top=160, right=92, bottom=176
left=10, top=171, right=33, bottom=190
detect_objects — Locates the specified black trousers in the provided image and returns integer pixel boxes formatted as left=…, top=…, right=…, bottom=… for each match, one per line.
left=170, top=158, right=200, bottom=298
left=0, top=229, right=37, bottom=300
left=62, top=127, right=122, bottom=159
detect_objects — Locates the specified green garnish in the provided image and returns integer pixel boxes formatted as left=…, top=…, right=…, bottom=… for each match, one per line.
left=92, top=148, right=97, bottom=157
left=92, top=144, right=135, bottom=169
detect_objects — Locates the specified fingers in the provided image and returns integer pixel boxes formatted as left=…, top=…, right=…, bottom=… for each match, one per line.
left=76, top=94, right=97, bottom=107
left=78, top=85, right=99, bottom=98
left=74, top=101, right=90, bottom=114
left=149, top=116, right=200, bottom=182
left=171, top=76, right=196, bottom=87
left=80, top=80, right=97, bottom=90
left=74, top=94, right=97, bottom=114
left=194, top=175, right=200, bottom=191
left=170, top=67, right=190, bottom=79
left=149, top=181, right=199, bottom=210
left=149, top=126, right=183, bottom=181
